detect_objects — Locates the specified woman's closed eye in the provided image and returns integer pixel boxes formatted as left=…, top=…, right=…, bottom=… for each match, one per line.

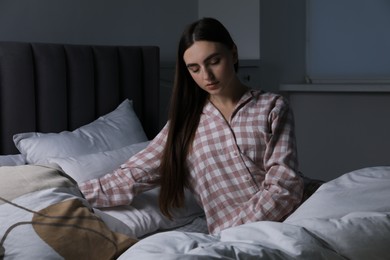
left=188, top=65, right=200, bottom=73
left=208, top=57, right=220, bottom=65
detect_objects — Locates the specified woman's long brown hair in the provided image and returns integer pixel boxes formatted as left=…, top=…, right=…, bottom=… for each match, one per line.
left=158, top=18, right=238, bottom=218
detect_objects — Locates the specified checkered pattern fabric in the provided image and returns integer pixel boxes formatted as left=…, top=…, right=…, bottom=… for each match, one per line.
left=79, top=90, right=303, bottom=234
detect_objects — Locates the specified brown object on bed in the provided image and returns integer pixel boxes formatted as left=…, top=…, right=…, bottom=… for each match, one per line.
left=0, top=42, right=160, bottom=155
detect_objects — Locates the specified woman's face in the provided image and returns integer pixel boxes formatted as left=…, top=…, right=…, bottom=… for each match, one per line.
left=183, top=41, right=238, bottom=96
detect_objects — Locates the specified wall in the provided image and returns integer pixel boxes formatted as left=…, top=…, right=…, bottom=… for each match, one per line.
left=259, top=0, right=306, bottom=91
left=289, top=91, right=390, bottom=181
left=0, top=0, right=198, bottom=63
left=276, top=0, right=390, bottom=181
left=306, top=0, right=390, bottom=81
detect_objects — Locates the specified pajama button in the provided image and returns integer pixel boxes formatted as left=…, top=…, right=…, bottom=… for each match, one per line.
left=243, top=176, right=251, bottom=181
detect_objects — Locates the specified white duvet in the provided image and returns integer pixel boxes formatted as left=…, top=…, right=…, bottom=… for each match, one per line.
left=1, top=162, right=389, bottom=259
left=119, top=221, right=342, bottom=259
left=118, top=166, right=390, bottom=260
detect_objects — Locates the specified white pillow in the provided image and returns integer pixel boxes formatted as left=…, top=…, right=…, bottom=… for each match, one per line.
left=290, top=212, right=390, bottom=260
left=284, top=166, right=390, bottom=259
left=13, top=99, right=147, bottom=164
left=285, top=166, right=390, bottom=222
left=48, top=141, right=150, bottom=183
left=49, top=141, right=205, bottom=238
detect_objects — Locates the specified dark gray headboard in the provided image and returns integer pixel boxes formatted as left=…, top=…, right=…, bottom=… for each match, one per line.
left=0, top=42, right=160, bottom=155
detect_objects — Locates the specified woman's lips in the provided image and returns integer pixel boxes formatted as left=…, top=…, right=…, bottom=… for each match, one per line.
left=206, top=81, right=219, bottom=89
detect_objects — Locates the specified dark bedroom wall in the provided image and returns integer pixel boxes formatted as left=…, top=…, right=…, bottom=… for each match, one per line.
left=272, top=0, right=390, bottom=181
left=0, top=0, right=198, bottom=63
left=259, top=0, right=306, bottom=91
left=306, top=0, right=390, bottom=81
left=290, top=91, right=390, bottom=181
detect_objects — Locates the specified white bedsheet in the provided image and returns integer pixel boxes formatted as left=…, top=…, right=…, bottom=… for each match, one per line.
left=118, top=221, right=342, bottom=259
left=118, top=166, right=390, bottom=259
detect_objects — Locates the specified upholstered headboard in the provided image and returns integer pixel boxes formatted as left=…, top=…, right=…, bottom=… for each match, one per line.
left=0, top=42, right=160, bottom=155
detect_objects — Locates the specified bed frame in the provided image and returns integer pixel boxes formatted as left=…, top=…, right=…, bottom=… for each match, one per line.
left=0, top=42, right=160, bottom=155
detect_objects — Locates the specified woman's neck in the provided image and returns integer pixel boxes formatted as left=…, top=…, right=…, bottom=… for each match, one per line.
left=209, top=82, right=249, bottom=121
left=209, top=82, right=248, bottom=107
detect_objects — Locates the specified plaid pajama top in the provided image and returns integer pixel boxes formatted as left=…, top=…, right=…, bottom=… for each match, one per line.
left=79, top=90, right=304, bottom=234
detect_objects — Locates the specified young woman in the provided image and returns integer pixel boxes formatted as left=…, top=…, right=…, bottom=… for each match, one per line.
left=79, top=17, right=304, bottom=234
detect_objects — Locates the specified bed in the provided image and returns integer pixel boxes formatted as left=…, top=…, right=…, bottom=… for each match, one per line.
left=1, top=42, right=389, bottom=259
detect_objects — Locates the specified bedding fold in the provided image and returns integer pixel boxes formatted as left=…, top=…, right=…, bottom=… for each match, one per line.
left=0, top=165, right=75, bottom=203
left=0, top=165, right=137, bottom=259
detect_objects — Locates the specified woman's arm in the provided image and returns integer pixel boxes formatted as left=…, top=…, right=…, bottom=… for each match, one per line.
left=234, top=96, right=303, bottom=225
left=79, top=125, right=169, bottom=208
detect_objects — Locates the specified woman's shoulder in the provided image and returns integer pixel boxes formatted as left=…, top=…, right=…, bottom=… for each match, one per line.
left=250, top=89, right=289, bottom=107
